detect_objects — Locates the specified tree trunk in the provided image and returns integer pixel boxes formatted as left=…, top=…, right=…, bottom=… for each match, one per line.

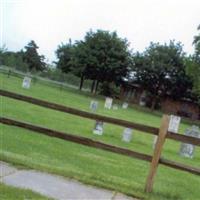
left=94, top=80, right=99, bottom=94
left=7, top=70, right=11, bottom=78
left=91, top=80, right=96, bottom=93
left=151, top=96, right=157, bottom=111
left=79, top=74, right=84, bottom=90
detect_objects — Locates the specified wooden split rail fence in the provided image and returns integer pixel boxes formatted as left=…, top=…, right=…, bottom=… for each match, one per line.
left=0, top=89, right=200, bottom=192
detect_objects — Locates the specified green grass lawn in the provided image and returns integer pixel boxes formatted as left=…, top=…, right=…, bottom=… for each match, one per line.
left=0, top=183, right=51, bottom=200
left=0, top=73, right=200, bottom=200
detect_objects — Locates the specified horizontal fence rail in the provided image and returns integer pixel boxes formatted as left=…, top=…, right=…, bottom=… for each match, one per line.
left=1, top=116, right=200, bottom=176
left=1, top=89, right=200, bottom=146
left=0, top=89, right=158, bottom=134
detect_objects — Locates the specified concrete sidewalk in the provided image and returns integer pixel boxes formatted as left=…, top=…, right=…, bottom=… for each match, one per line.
left=0, top=161, right=137, bottom=200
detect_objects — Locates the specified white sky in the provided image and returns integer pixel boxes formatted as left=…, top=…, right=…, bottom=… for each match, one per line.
left=1, top=0, right=200, bottom=63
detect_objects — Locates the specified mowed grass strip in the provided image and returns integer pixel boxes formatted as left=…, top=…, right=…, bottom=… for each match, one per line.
left=2, top=125, right=200, bottom=200
left=1, top=73, right=200, bottom=200
left=0, top=183, right=51, bottom=200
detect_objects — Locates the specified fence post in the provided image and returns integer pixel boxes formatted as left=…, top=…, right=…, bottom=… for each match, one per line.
left=145, top=114, right=170, bottom=193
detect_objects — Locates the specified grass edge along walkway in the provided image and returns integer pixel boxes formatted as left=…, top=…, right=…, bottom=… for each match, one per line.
left=1, top=74, right=200, bottom=200
left=1, top=161, right=137, bottom=200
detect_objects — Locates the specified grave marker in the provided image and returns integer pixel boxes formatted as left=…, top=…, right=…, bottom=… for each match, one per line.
left=112, top=104, right=118, bottom=110
left=139, top=92, right=146, bottom=106
left=90, top=100, right=98, bottom=112
left=152, top=136, right=158, bottom=149
left=168, top=115, right=181, bottom=133
left=122, top=102, right=128, bottom=109
left=104, top=97, right=113, bottom=109
left=22, top=77, right=31, bottom=89
left=122, top=128, right=132, bottom=142
left=180, top=125, right=200, bottom=158
left=93, top=121, right=104, bottom=135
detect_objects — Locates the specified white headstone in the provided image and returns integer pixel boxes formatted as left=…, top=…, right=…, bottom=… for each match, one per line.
left=139, top=93, right=146, bottom=106
left=168, top=115, right=181, bottom=133
left=139, top=100, right=146, bottom=106
left=104, top=97, right=113, bottom=109
left=180, top=143, right=195, bottom=158
left=112, top=104, right=118, bottom=110
left=122, top=128, right=132, bottom=142
left=152, top=135, right=158, bottom=149
left=93, top=121, right=104, bottom=135
left=90, top=100, right=98, bottom=112
left=122, top=102, right=128, bottom=109
left=180, top=126, right=200, bottom=158
left=22, top=77, right=31, bottom=89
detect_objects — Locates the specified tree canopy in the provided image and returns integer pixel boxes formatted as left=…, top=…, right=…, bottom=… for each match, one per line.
left=193, top=25, right=200, bottom=56
left=85, top=30, right=130, bottom=79
left=186, top=25, right=200, bottom=101
left=133, top=41, right=192, bottom=109
left=56, top=30, right=132, bottom=93
left=1, top=28, right=200, bottom=108
left=23, top=40, right=46, bottom=71
left=0, top=45, right=28, bottom=71
left=55, top=39, right=76, bottom=74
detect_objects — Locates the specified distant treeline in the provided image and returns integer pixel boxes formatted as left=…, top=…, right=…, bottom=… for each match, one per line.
left=0, top=26, right=200, bottom=108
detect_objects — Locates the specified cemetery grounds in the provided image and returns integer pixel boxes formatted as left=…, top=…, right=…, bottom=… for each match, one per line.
left=0, top=73, right=200, bottom=200
left=0, top=183, right=51, bottom=200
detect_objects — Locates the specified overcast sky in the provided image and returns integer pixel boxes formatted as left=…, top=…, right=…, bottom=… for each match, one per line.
left=1, top=0, right=200, bottom=63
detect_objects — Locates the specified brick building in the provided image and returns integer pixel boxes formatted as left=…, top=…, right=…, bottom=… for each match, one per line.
left=120, top=83, right=200, bottom=120
left=161, top=98, right=200, bottom=120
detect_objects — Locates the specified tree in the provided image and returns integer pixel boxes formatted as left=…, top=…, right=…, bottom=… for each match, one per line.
left=0, top=45, right=28, bottom=71
left=55, top=39, right=76, bottom=74
left=193, top=25, right=200, bottom=55
left=73, top=41, right=89, bottom=90
left=0, top=44, right=7, bottom=65
left=133, top=41, right=192, bottom=110
left=186, top=25, right=200, bottom=101
left=23, top=40, right=46, bottom=71
left=3, top=52, right=16, bottom=67
left=186, top=56, right=200, bottom=99
left=75, top=30, right=132, bottom=93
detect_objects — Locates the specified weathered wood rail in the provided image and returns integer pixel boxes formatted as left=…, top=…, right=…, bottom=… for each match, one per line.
left=1, top=89, right=199, bottom=146
left=1, top=89, right=200, bottom=193
left=1, top=116, right=200, bottom=176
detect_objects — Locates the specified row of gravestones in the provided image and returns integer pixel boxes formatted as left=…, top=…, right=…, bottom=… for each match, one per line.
left=22, top=76, right=200, bottom=159
left=153, top=124, right=200, bottom=158
left=21, top=77, right=128, bottom=110
left=91, top=99, right=200, bottom=159
left=22, top=77, right=131, bottom=141
left=90, top=98, right=128, bottom=112
left=90, top=98, right=131, bottom=141
left=22, top=77, right=127, bottom=111
left=22, top=77, right=128, bottom=111
left=93, top=121, right=132, bottom=142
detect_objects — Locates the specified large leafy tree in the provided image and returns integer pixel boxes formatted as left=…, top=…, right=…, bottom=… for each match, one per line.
left=75, top=30, right=132, bottom=92
left=55, top=39, right=76, bottom=74
left=23, top=40, right=46, bottom=71
left=187, top=25, right=200, bottom=101
left=0, top=45, right=28, bottom=71
left=0, top=44, right=7, bottom=65
left=193, top=25, right=200, bottom=55
left=133, top=41, right=192, bottom=109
